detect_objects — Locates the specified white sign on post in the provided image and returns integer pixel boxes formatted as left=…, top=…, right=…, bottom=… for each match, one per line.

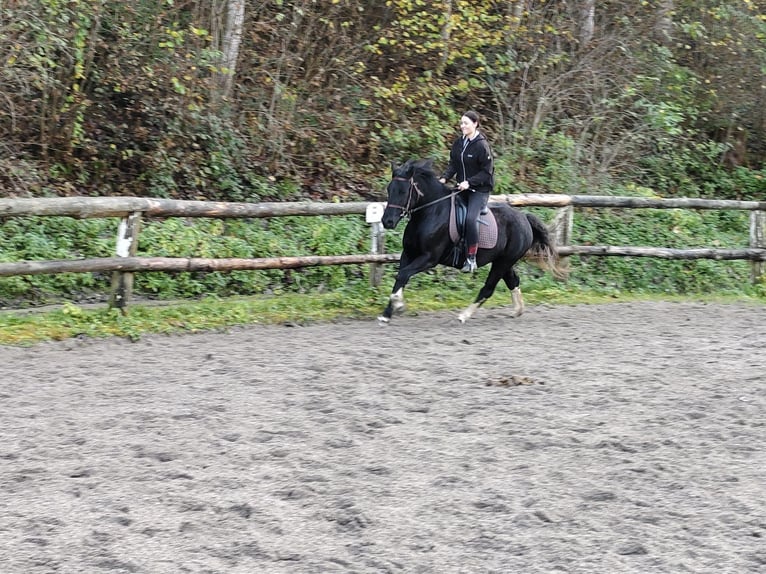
left=365, top=202, right=386, bottom=224
left=115, top=218, right=133, bottom=257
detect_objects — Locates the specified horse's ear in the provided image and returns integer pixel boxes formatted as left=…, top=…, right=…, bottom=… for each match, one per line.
left=390, top=161, right=398, bottom=175
left=411, top=158, right=434, bottom=177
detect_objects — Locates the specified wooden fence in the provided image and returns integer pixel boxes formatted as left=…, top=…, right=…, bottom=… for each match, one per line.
left=1, top=194, right=765, bottom=309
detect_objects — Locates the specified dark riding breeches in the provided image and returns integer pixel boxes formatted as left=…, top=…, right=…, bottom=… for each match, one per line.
left=464, top=191, right=489, bottom=247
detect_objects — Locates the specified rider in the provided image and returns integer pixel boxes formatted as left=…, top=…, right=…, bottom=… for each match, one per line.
left=439, top=110, right=494, bottom=273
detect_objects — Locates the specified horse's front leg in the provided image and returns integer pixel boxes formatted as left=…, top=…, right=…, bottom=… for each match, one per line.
left=378, top=253, right=438, bottom=323
left=382, top=286, right=406, bottom=320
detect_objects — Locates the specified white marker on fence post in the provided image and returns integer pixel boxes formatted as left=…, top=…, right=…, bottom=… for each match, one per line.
left=109, top=211, right=142, bottom=312
left=366, top=202, right=386, bottom=287
left=750, top=210, right=765, bottom=284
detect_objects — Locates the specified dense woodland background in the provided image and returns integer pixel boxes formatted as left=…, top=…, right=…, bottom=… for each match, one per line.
left=1, top=0, right=765, bottom=203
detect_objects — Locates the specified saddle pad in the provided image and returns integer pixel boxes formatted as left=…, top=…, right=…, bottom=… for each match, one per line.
left=449, top=195, right=498, bottom=249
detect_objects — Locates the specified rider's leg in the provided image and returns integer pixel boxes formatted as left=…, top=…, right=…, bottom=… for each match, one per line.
left=461, top=191, right=488, bottom=272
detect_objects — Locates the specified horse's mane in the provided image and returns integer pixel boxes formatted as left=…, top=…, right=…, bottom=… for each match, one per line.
left=395, top=158, right=438, bottom=180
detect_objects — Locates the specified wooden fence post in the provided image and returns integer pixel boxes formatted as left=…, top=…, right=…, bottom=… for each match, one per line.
left=750, top=210, right=766, bottom=283
left=366, top=202, right=386, bottom=287
left=551, top=205, right=574, bottom=272
left=108, top=211, right=142, bottom=312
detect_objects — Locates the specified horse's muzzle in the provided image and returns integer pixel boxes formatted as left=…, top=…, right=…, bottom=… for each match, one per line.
left=381, top=210, right=402, bottom=230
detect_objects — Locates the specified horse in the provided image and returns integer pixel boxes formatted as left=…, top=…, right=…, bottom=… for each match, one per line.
left=379, top=158, right=566, bottom=323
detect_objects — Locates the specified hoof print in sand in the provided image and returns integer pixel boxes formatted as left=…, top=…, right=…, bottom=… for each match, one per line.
left=486, top=374, right=544, bottom=387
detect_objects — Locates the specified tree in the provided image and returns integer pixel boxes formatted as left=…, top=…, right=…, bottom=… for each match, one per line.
left=214, top=0, right=246, bottom=100
left=579, top=0, right=595, bottom=46
left=1, top=0, right=764, bottom=201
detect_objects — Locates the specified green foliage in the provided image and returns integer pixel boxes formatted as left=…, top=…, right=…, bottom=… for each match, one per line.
left=0, top=217, right=114, bottom=304
left=372, top=108, right=454, bottom=163
left=3, top=0, right=765, bottom=200
left=131, top=214, right=370, bottom=299
left=496, top=129, right=588, bottom=195
left=140, top=112, right=286, bottom=202
left=637, top=136, right=766, bottom=200
left=567, top=195, right=753, bottom=294
left=0, top=213, right=368, bottom=304
left=726, top=167, right=766, bottom=200
left=0, top=1, right=85, bottom=171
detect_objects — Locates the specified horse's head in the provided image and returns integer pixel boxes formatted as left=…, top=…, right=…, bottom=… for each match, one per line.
left=381, top=159, right=436, bottom=229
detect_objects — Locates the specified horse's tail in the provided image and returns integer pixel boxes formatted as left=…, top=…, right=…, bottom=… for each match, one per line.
left=525, top=213, right=569, bottom=280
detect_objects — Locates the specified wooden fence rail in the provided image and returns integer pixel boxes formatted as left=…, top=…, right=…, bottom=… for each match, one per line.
left=1, top=194, right=764, bottom=309
left=0, top=254, right=401, bottom=277
left=2, top=195, right=766, bottom=218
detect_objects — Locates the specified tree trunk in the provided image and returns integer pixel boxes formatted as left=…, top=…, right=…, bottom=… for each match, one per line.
left=216, top=0, right=245, bottom=99
left=579, top=0, right=595, bottom=47
left=510, top=0, right=525, bottom=30
left=655, top=0, right=674, bottom=45
left=437, top=0, right=452, bottom=75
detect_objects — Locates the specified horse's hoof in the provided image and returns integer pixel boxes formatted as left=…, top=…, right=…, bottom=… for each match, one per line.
left=377, top=316, right=390, bottom=324
left=457, top=303, right=478, bottom=323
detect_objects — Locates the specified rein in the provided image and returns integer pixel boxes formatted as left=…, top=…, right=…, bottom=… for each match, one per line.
left=389, top=176, right=459, bottom=217
left=412, top=189, right=460, bottom=213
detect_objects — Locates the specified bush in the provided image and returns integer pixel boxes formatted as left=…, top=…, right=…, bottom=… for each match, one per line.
left=132, top=214, right=372, bottom=299
left=568, top=204, right=752, bottom=294
left=0, top=217, right=114, bottom=305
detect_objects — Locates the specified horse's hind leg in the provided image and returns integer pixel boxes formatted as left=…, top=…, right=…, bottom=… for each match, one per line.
left=457, top=263, right=506, bottom=323
left=503, top=267, right=524, bottom=317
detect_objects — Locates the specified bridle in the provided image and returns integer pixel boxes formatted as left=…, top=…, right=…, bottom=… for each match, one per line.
left=385, top=176, right=422, bottom=217
left=387, top=176, right=459, bottom=218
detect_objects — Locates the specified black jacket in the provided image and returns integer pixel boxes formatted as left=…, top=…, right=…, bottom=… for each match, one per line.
left=441, top=131, right=494, bottom=193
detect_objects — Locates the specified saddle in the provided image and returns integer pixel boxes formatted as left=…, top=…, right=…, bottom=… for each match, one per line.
left=448, top=194, right=498, bottom=250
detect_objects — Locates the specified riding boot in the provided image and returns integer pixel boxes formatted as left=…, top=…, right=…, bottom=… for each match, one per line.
left=461, top=244, right=478, bottom=273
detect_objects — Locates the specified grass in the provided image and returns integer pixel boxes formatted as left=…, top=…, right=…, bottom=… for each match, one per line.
left=1, top=280, right=763, bottom=346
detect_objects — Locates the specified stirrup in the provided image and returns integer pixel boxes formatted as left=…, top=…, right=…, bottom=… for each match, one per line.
left=461, top=257, right=477, bottom=273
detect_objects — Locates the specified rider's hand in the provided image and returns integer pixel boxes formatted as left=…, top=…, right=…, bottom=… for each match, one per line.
left=458, top=181, right=469, bottom=191
left=439, top=178, right=446, bottom=184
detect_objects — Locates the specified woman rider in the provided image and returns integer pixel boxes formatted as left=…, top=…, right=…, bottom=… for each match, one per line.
left=438, top=110, right=494, bottom=273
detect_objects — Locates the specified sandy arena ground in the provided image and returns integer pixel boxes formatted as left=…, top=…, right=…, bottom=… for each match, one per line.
left=1, top=301, right=764, bottom=573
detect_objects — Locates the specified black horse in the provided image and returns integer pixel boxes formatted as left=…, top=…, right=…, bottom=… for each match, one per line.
left=379, top=158, right=566, bottom=323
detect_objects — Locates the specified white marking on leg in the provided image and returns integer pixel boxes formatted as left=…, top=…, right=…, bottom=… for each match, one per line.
left=458, top=302, right=480, bottom=323
left=511, top=287, right=524, bottom=317
left=390, top=288, right=405, bottom=312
